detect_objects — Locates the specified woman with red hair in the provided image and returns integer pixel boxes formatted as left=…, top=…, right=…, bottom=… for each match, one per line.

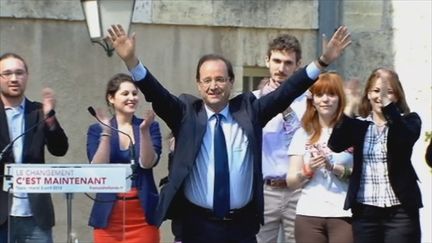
left=287, top=72, right=354, bottom=243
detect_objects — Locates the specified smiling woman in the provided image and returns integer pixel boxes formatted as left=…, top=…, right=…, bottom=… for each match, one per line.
left=86, top=73, right=162, bottom=243
left=328, top=68, right=423, bottom=243
left=286, top=71, right=353, bottom=243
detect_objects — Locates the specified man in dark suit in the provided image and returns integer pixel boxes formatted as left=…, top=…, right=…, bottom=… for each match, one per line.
left=107, top=24, right=351, bottom=242
left=0, top=53, right=69, bottom=243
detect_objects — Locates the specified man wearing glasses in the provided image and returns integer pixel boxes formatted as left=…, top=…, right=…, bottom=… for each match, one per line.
left=106, top=24, right=350, bottom=242
left=0, top=53, right=69, bottom=243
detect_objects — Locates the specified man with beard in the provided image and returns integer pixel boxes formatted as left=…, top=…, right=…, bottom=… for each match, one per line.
left=0, top=53, right=68, bottom=243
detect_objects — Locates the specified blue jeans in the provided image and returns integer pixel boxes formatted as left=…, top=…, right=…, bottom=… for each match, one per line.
left=0, top=217, right=53, bottom=243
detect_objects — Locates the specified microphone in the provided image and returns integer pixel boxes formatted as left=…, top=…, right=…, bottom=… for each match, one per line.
left=0, top=110, right=55, bottom=162
left=87, top=106, right=138, bottom=179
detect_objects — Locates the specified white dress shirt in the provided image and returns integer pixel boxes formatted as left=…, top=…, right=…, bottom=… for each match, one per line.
left=183, top=105, right=253, bottom=209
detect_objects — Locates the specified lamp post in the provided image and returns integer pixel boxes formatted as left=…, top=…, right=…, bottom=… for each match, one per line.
left=81, top=0, right=135, bottom=57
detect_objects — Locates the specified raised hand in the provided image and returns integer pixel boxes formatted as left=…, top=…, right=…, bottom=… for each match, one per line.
left=320, top=26, right=352, bottom=66
left=140, top=110, right=155, bottom=132
left=94, top=108, right=111, bottom=133
left=106, top=24, right=139, bottom=70
left=379, top=77, right=392, bottom=108
left=42, top=88, right=56, bottom=117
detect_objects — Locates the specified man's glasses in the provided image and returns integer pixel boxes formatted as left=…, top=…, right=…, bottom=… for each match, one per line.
left=0, top=70, right=27, bottom=79
left=199, top=77, right=230, bottom=86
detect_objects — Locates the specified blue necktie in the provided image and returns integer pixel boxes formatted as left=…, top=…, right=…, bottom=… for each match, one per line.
left=213, top=114, right=230, bottom=218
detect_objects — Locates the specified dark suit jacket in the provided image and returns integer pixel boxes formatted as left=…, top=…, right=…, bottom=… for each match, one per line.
left=0, top=98, right=68, bottom=229
left=135, top=66, right=315, bottom=227
left=328, top=103, right=423, bottom=212
left=86, top=116, right=162, bottom=227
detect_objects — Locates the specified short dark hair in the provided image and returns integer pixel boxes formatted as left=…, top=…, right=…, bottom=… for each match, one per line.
left=105, top=73, right=135, bottom=106
left=195, top=54, right=235, bottom=81
left=0, top=52, right=29, bottom=72
left=267, top=34, right=302, bottom=62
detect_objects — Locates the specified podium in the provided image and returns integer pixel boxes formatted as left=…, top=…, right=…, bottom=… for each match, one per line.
left=3, top=163, right=133, bottom=243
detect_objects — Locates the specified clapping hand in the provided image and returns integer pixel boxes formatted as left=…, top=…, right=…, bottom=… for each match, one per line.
left=42, top=88, right=57, bottom=128
left=308, top=151, right=327, bottom=172
left=307, top=144, right=333, bottom=172
left=377, top=72, right=392, bottom=107
left=140, top=110, right=155, bottom=132
left=94, top=108, right=111, bottom=133
left=42, top=88, right=56, bottom=118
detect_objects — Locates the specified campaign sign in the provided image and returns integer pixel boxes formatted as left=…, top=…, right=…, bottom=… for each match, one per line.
left=3, top=164, right=132, bottom=193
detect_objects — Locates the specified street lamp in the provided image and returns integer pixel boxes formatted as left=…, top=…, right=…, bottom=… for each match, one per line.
left=81, top=0, right=135, bottom=57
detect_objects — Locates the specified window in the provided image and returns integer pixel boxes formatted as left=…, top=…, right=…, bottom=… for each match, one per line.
left=242, top=66, right=268, bottom=92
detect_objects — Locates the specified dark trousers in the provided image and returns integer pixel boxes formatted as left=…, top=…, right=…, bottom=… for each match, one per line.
left=352, top=203, right=420, bottom=243
left=295, top=215, right=353, bottom=243
left=171, top=218, right=182, bottom=242
left=0, top=222, right=7, bottom=243
left=182, top=201, right=259, bottom=243
left=0, top=217, right=53, bottom=243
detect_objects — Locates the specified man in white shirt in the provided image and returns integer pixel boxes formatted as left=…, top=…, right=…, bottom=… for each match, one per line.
left=255, top=34, right=306, bottom=243
left=0, top=53, right=69, bottom=243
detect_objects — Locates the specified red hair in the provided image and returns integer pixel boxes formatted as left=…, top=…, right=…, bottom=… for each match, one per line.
left=301, top=72, right=346, bottom=144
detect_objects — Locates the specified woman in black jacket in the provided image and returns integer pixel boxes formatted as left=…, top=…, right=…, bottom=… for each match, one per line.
left=328, top=68, right=422, bottom=243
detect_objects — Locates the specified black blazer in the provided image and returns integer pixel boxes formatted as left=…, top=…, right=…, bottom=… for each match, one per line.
left=135, top=66, right=315, bottom=226
left=328, top=103, right=423, bottom=212
left=0, top=98, right=68, bottom=229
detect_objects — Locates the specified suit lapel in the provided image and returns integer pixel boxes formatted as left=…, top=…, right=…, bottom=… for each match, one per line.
left=110, top=117, right=120, bottom=158
left=0, top=100, right=11, bottom=147
left=131, top=116, right=140, bottom=161
left=194, top=105, right=208, bottom=157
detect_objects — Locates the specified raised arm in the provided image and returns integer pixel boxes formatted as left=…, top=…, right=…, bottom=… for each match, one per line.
left=256, top=26, right=352, bottom=126
left=316, top=25, right=352, bottom=69
left=106, top=24, right=139, bottom=70
left=106, top=25, right=185, bottom=133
